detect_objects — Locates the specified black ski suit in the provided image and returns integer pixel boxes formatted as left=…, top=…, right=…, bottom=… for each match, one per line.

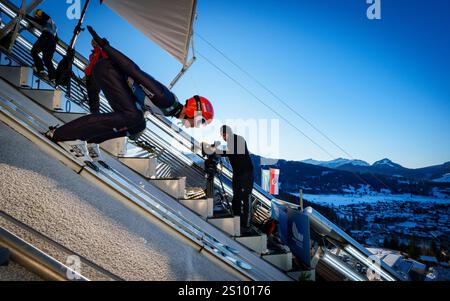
left=29, top=13, right=57, bottom=80
left=53, top=43, right=183, bottom=144
left=220, top=134, right=254, bottom=228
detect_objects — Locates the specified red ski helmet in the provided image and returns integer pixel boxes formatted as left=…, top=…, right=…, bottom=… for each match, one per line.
left=184, top=95, right=214, bottom=126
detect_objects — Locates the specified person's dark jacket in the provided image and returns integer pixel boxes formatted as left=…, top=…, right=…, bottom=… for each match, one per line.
left=220, top=134, right=254, bottom=175
left=28, top=12, right=57, bottom=36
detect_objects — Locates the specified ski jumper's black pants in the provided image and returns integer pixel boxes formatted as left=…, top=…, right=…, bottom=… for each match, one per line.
left=31, top=31, right=57, bottom=80
left=85, top=75, right=100, bottom=114
left=232, top=171, right=254, bottom=228
left=52, top=58, right=146, bottom=144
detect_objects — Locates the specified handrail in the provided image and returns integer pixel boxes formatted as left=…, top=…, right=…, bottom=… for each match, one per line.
left=0, top=210, right=124, bottom=281
left=0, top=226, right=89, bottom=281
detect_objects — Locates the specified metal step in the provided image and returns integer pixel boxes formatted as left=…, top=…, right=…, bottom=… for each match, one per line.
left=235, top=234, right=268, bottom=255
left=262, top=251, right=293, bottom=272
left=119, top=156, right=158, bottom=179
left=20, top=87, right=62, bottom=111
left=148, top=177, right=186, bottom=199
left=100, top=137, right=127, bottom=157
left=208, top=216, right=241, bottom=237
left=179, top=198, right=214, bottom=219
left=0, top=65, right=32, bottom=87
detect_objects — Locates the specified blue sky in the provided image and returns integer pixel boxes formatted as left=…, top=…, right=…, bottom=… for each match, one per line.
left=12, top=0, right=450, bottom=168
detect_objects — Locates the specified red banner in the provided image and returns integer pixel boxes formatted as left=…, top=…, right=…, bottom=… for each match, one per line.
left=269, top=168, right=280, bottom=195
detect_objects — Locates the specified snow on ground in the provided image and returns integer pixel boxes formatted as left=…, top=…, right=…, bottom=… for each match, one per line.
left=396, top=221, right=418, bottom=228
left=433, top=173, right=450, bottom=183
left=290, top=193, right=450, bottom=207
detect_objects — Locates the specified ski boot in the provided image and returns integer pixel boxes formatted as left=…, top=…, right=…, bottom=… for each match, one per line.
left=87, top=143, right=110, bottom=170
left=44, top=127, right=99, bottom=172
left=60, top=140, right=99, bottom=172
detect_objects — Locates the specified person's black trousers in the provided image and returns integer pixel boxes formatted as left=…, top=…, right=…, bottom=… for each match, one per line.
left=85, top=75, right=101, bottom=114
left=31, top=31, right=57, bottom=79
left=231, top=171, right=254, bottom=229
left=53, top=58, right=146, bottom=144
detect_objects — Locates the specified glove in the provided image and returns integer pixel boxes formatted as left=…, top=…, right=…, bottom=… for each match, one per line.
left=201, top=142, right=215, bottom=156
left=86, top=25, right=108, bottom=48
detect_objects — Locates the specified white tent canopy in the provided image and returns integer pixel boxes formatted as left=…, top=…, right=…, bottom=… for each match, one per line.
left=103, top=0, right=197, bottom=66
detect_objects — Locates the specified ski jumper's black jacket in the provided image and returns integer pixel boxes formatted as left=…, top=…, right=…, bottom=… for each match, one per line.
left=52, top=43, right=182, bottom=144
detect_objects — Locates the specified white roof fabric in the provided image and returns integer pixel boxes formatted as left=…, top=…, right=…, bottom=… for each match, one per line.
left=103, top=0, right=196, bottom=65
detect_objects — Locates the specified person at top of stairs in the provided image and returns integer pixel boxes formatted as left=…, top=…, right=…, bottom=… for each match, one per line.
left=84, top=39, right=108, bottom=114
left=27, top=9, right=58, bottom=82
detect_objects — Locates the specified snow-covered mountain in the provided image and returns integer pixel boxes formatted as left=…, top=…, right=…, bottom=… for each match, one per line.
left=301, top=158, right=370, bottom=169
left=252, top=154, right=450, bottom=198
left=299, top=157, right=450, bottom=182
left=433, top=173, right=450, bottom=183
left=372, top=158, right=404, bottom=169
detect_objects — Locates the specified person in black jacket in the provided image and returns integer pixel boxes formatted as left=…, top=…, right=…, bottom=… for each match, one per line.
left=204, top=126, right=255, bottom=234
left=28, top=9, right=58, bottom=81
left=46, top=26, right=215, bottom=162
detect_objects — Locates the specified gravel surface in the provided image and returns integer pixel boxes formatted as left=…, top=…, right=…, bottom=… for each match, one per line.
left=0, top=121, right=238, bottom=281
left=0, top=262, right=43, bottom=281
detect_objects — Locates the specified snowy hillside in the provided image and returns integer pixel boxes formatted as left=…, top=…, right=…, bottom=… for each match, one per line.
left=433, top=173, right=450, bottom=183
left=301, top=158, right=370, bottom=169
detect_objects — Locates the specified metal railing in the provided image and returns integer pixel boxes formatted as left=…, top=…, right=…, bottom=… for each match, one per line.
left=0, top=211, right=123, bottom=281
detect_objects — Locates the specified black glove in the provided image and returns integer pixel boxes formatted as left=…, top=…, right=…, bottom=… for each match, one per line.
left=86, top=25, right=108, bottom=48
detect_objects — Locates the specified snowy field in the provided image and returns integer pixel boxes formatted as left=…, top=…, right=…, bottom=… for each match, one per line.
left=290, top=193, right=450, bottom=207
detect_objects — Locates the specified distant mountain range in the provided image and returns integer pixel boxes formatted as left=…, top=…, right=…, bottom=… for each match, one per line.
left=301, top=158, right=371, bottom=169
left=251, top=155, right=450, bottom=198
left=302, top=158, right=450, bottom=182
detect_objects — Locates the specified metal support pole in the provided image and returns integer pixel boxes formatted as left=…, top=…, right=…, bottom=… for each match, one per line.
left=69, top=0, right=91, bottom=49
left=169, top=56, right=196, bottom=89
left=299, top=189, right=303, bottom=211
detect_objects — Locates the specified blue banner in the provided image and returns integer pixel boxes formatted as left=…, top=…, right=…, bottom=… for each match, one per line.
left=287, top=208, right=311, bottom=268
left=270, top=200, right=289, bottom=245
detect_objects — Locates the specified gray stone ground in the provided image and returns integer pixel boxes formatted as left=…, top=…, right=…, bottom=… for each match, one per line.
left=0, top=121, right=238, bottom=281
left=0, top=262, right=42, bottom=281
